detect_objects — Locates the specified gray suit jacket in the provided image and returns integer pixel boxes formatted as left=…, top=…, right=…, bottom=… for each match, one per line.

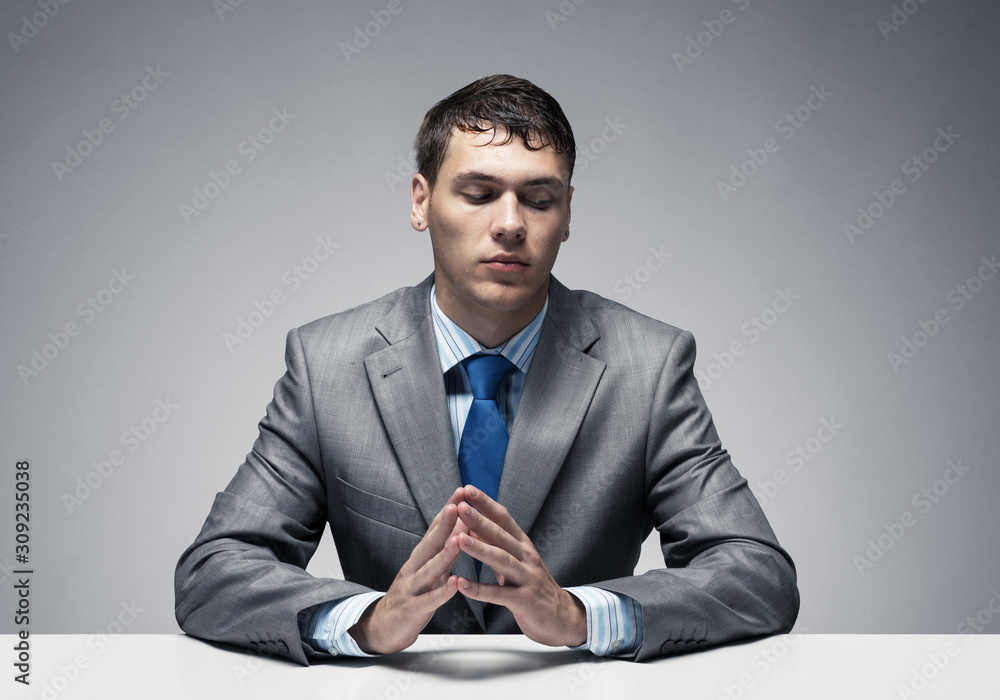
left=174, top=274, right=799, bottom=665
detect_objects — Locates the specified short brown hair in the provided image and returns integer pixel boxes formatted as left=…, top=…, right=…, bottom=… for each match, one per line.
left=414, top=74, right=576, bottom=186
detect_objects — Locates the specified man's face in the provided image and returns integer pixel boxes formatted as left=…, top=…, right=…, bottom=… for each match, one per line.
left=411, top=127, right=572, bottom=344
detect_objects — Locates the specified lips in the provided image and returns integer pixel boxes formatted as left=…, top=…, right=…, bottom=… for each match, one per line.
left=484, top=254, right=527, bottom=265
left=483, top=255, right=528, bottom=271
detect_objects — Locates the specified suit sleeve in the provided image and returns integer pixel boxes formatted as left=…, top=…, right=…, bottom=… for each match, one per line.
left=174, top=328, right=372, bottom=666
left=593, top=330, right=800, bottom=661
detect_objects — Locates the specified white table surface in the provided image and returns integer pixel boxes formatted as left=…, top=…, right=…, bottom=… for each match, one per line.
left=4, top=633, right=996, bottom=699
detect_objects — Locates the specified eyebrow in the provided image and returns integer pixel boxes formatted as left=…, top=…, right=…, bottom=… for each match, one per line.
left=452, top=171, right=566, bottom=189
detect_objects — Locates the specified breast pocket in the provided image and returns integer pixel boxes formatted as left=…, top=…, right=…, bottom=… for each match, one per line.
left=336, top=476, right=426, bottom=536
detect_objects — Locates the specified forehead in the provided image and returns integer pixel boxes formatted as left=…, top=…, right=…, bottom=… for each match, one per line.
left=438, top=127, right=569, bottom=183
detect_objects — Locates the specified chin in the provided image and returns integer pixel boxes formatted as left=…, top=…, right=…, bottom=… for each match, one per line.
left=458, top=290, right=522, bottom=317
left=472, top=295, right=528, bottom=316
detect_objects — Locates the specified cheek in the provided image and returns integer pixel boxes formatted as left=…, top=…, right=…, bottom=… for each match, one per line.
left=429, top=222, right=475, bottom=273
left=538, top=229, right=567, bottom=256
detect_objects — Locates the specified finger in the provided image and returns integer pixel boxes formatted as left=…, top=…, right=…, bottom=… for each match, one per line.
left=420, top=574, right=460, bottom=610
left=419, top=521, right=467, bottom=590
left=457, top=532, right=522, bottom=584
left=462, top=485, right=526, bottom=542
left=441, top=575, right=461, bottom=603
left=427, top=488, right=467, bottom=547
left=457, top=500, right=522, bottom=555
left=457, top=577, right=506, bottom=606
left=449, top=515, right=470, bottom=538
left=446, top=486, right=466, bottom=506
left=417, top=533, right=462, bottom=587
left=408, top=503, right=459, bottom=569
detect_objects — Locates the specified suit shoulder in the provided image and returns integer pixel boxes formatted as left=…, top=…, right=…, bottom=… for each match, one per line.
left=569, top=287, right=689, bottom=342
left=290, top=284, right=421, bottom=361
left=561, top=287, right=698, bottom=377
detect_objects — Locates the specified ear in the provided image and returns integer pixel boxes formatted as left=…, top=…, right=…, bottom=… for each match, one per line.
left=411, top=174, right=431, bottom=230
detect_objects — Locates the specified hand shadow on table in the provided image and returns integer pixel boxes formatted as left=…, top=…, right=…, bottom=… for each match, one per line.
left=370, top=631, right=794, bottom=678
left=375, top=647, right=597, bottom=679
left=192, top=638, right=589, bottom=677
left=200, top=630, right=780, bottom=677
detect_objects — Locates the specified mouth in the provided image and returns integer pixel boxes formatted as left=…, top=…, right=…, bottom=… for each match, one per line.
left=483, top=255, right=528, bottom=272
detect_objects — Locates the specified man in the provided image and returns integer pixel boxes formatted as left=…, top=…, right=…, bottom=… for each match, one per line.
left=175, top=74, right=799, bottom=665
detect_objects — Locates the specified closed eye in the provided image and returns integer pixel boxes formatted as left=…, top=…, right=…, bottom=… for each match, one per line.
left=525, top=198, right=552, bottom=209
left=461, top=190, right=554, bottom=209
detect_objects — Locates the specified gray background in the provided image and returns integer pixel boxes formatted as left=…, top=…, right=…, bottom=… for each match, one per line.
left=1, top=0, right=997, bottom=643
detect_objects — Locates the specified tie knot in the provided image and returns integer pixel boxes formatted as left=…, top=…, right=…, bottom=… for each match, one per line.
left=462, top=353, right=516, bottom=400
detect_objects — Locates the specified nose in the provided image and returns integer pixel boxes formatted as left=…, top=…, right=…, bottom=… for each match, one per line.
left=489, top=192, right=526, bottom=240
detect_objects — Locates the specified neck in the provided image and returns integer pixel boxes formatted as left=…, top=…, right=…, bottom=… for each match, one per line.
left=435, top=285, right=547, bottom=349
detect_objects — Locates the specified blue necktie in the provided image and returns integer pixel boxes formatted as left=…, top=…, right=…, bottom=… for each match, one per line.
left=458, top=353, right=517, bottom=503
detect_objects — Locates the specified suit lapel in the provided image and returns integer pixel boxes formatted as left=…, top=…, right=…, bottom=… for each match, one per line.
left=497, top=277, right=606, bottom=548
left=363, top=275, right=484, bottom=627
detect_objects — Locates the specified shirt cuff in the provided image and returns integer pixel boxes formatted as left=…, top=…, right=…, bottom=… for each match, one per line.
left=564, top=586, right=643, bottom=656
left=299, top=591, right=385, bottom=657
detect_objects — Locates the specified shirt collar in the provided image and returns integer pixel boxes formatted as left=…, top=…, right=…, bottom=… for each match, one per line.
left=430, top=283, right=548, bottom=375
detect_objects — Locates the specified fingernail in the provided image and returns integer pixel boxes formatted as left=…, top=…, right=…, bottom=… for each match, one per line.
left=468, top=486, right=480, bottom=498
left=461, top=578, right=470, bottom=590
left=462, top=502, right=473, bottom=515
left=463, top=534, right=474, bottom=547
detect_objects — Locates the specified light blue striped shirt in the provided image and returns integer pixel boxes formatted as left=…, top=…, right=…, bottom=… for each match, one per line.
left=301, top=285, right=642, bottom=657
left=430, top=284, right=546, bottom=454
